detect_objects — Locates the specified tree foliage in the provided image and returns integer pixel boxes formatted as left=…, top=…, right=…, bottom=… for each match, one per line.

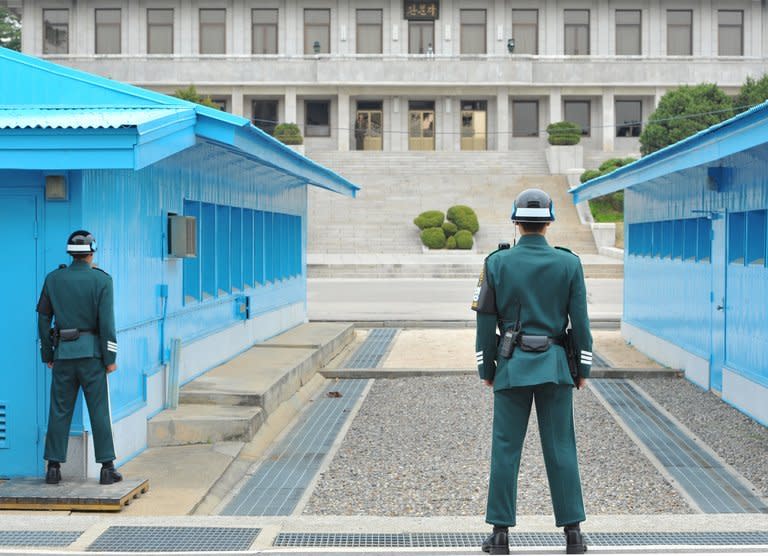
left=172, top=85, right=221, bottom=110
left=734, top=75, right=768, bottom=114
left=0, top=8, right=21, bottom=51
left=639, top=84, right=733, bottom=156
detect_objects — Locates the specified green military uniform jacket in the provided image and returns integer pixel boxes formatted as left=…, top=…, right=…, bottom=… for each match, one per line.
left=472, top=234, right=592, bottom=390
left=37, top=260, right=117, bottom=365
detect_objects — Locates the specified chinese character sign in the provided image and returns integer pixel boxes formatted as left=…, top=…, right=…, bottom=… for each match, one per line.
left=404, top=0, right=439, bottom=20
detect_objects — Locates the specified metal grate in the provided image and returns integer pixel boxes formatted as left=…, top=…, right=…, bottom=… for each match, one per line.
left=342, top=328, right=398, bottom=368
left=591, top=352, right=611, bottom=368
left=222, top=379, right=369, bottom=516
left=0, top=402, right=7, bottom=447
left=0, top=530, right=83, bottom=547
left=591, top=379, right=768, bottom=514
left=87, top=526, right=260, bottom=552
left=274, top=531, right=768, bottom=548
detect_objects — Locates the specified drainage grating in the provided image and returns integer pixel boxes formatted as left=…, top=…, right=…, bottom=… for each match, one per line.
left=591, top=379, right=768, bottom=514
left=0, top=530, right=82, bottom=547
left=222, top=379, right=369, bottom=515
left=342, top=328, right=398, bottom=368
left=273, top=531, right=768, bottom=548
left=87, top=526, right=260, bottom=552
left=591, top=351, right=611, bottom=368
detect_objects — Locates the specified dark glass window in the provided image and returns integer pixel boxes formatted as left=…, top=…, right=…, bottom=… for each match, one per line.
left=252, top=9, right=278, bottom=54
left=512, top=100, right=539, bottom=137
left=667, top=10, right=692, bottom=56
left=43, top=9, right=69, bottom=54
left=616, top=10, right=641, bottom=55
left=304, top=9, right=330, bottom=54
left=200, top=9, right=226, bottom=54
left=252, top=100, right=279, bottom=136
left=147, top=9, right=173, bottom=55
left=718, top=10, right=743, bottom=56
left=357, top=9, right=382, bottom=54
left=305, top=100, right=331, bottom=136
left=511, top=10, right=538, bottom=54
left=95, top=9, right=121, bottom=54
left=564, top=100, right=590, bottom=136
left=564, top=10, right=589, bottom=55
left=460, top=9, right=486, bottom=54
left=616, top=100, right=641, bottom=137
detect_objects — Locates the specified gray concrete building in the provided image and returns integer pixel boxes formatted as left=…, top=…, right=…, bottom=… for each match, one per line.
left=10, top=0, right=768, bottom=158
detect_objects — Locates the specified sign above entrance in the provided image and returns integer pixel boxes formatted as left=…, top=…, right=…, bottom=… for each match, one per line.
left=404, top=0, right=439, bottom=20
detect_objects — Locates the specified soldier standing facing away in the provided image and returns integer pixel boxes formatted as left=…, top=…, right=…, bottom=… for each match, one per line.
left=37, top=230, right=123, bottom=486
left=472, top=189, right=592, bottom=555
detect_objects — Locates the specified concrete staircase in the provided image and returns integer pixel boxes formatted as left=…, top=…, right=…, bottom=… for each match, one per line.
left=147, top=323, right=354, bottom=447
left=306, top=151, right=612, bottom=277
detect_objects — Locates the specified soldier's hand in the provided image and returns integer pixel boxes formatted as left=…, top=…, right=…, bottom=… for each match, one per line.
left=483, top=379, right=493, bottom=387
left=575, top=376, right=586, bottom=390
left=47, top=362, right=54, bottom=369
left=106, top=364, right=117, bottom=374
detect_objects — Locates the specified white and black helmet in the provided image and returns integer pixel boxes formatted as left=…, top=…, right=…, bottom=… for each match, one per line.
left=510, top=188, right=556, bottom=223
left=66, top=230, right=97, bottom=255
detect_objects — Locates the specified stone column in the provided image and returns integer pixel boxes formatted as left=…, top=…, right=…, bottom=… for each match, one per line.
left=648, top=0, right=662, bottom=57
left=338, top=91, right=350, bottom=151
left=285, top=87, right=297, bottom=124
left=602, top=89, right=615, bottom=153
left=549, top=88, right=562, bottom=125
left=545, top=0, right=558, bottom=55
left=231, top=88, right=245, bottom=117
left=751, top=0, right=762, bottom=58
left=497, top=88, right=510, bottom=151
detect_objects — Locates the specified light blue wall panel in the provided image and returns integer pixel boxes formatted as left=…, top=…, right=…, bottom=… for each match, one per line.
left=79, top=141, right=309, bottom=418
left=625, top=142, right=768, bottom=392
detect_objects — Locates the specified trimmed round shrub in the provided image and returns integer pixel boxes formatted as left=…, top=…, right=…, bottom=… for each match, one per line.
left=441, top=221, right=458, bottom=236
left=273, top=123, right=303, bottom=145
left=447, top=205, right=479, bottom=234
left=455, top=230, right=474, bottom=249
left=580, top=169, right=602, bottom=183
left=420, top=227, right=446, bottom=249
left=414, top=210, right=445, bottom=230
left=598, top=158, right=625, bottom=172
left=546, top=121, right=582, bottom=146
left=620, top=157, right=637, bottom=166
left=446, top=235, right=457, bottom=249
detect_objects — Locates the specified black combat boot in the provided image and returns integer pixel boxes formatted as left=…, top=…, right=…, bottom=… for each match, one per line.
left=45, top=462, right=61, bottom=485
left=564, top=523, right=587, bottom=554
left=99, top=462, right=123, bottom=485
left=481, top=526, right=509, bottom=555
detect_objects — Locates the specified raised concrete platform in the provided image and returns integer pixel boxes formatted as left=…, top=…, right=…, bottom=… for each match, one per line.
left=0, top=478, right=149, bottom=512
left=147, top=323, right=354, bottom=448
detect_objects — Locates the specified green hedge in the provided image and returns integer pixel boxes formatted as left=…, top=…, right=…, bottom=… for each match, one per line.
left=414, top=210, right=445, bottom=230
left=454, top=230, right=474, bottom=249
left=441, top=221, right=458, bottom=236
left=546, top=121, right=582, bottom=146
left=447, top=205, right=479, bottom=234
left=421, top=227, right=447, bottom=249
left=446, top=236, right=457, bottom=249
left=273, top=123, right=303, bottom=145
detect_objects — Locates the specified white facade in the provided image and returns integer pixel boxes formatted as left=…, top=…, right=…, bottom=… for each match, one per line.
left=14, top=0, right=768, bottom=156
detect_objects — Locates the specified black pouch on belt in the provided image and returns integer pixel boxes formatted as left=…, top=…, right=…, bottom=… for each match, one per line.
left=58, top=328, right=81, bottom=342
left=518, top=335, right=550, bottom=352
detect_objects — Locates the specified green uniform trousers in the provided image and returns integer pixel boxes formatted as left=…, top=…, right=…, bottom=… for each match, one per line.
left=486, top=383, right=585, bottom=528
left=44, top=358, right=116, bottom=464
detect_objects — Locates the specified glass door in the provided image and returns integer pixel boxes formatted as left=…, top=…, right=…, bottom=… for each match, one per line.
left=461, top=100, right=487, bottom=150
left=355, top=101, right=383, bottom=150
left=409, top=21, right=434, bottom=54
left=409, top=101, right=435, bottom=150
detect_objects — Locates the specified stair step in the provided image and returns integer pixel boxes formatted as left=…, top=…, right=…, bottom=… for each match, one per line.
left=148, top=404, right=265, bottom=447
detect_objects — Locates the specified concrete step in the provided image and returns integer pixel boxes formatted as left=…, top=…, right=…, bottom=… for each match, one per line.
left=147, top=323, right=355, bottom=448
left=148, top=405, right=265, bottom=447
left=307, top=263, right=623, bottom=279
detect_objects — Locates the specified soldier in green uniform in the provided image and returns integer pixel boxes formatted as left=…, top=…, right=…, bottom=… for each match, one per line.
left=472, top=189, right=591, bottom=555
left=36, top=230, right=123, bottom=486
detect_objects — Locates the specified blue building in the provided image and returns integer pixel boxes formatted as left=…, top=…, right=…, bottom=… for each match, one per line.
left=0, top=48, right=358, bottom=478
left=572, top=103, right=768, bottom=426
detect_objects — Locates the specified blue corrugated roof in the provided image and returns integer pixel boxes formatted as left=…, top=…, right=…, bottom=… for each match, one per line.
left=0, top=48, right=359, bottom=197
left=570, top=100, right=768, bottom=204
left=0, top=107, right=193, bottom=130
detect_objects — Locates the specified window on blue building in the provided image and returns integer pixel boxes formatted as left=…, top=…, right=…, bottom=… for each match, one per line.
left=231, top=207, right=242, bottom=291
left=201, top=203, right=217, bottom=299
left=747, top=209, right=766, bottom=266
left=651, top=221, right=663, bottom=257
left=254, top=211, right=265, bottom=284
left=728, top=211, right=746, bottom=264
left=243, top=209, right=254, bottom=288
left=183, top=200, right=201, bottom=303
left=697, top=217, right=711, bottom=262
left=683, top=218, right=697, bottom=260
left=672, top=219, right=684, bottom=259
left=217, top=205, right=230, bottom=294
left=264, top=211, right=275, bottom=282
left=661, top=220, right=674, bottom=258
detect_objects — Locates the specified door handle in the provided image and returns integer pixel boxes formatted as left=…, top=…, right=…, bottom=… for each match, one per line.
left=716, top=305, right=724, bottom=311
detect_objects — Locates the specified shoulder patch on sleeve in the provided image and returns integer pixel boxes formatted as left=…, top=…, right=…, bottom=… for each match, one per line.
left=555, top=246, right=580, bottom=257
left=93, top=266, right=112, bottom=278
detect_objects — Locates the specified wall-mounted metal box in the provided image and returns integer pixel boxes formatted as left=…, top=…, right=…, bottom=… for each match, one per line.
left=168, top=214, right=197, bottom=258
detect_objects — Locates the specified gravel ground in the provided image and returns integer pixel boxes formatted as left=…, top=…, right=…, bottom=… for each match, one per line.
left=635, top=377, right=768, bottom=498
left=304, top=376, right=691, bottom=516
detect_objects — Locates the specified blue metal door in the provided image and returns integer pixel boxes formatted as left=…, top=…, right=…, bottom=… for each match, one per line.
left=0, top=192, right=43, bottom=476
left=710, top=214, right=726, bottom=393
